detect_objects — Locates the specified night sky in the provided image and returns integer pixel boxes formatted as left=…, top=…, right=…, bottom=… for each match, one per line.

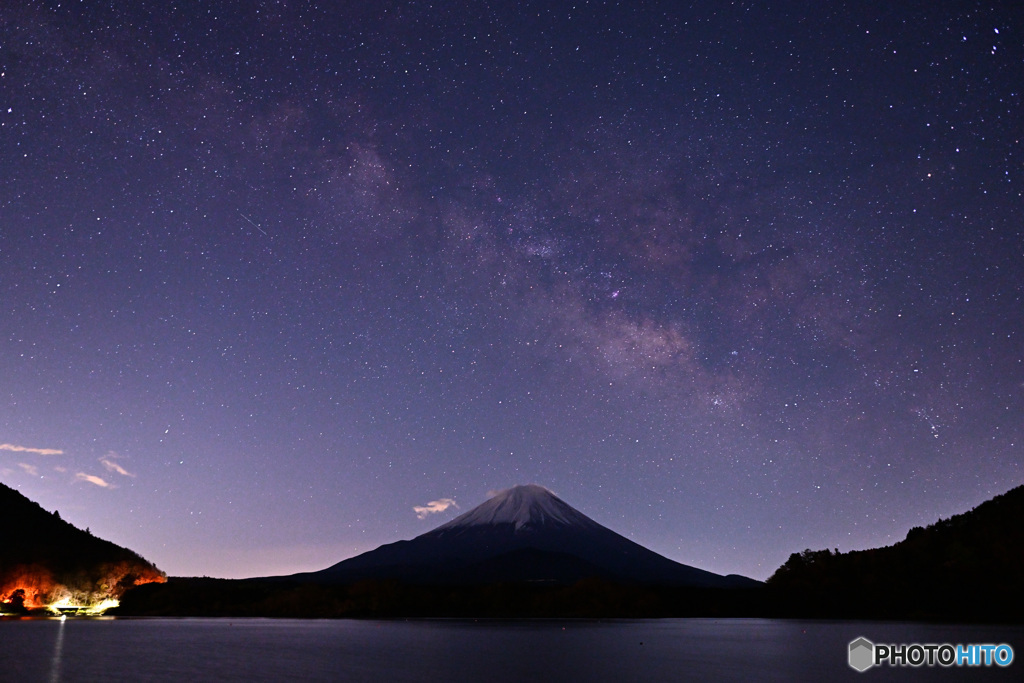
left=2, top=1, right=1021, bottom=581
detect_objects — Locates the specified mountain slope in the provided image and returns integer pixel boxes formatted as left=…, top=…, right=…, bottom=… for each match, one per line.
left=0, top=481, right=165, bottom=613
left=302, top=484, right=756, bottom=588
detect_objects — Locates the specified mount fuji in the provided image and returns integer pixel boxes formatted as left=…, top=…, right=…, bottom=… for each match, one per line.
left=300, top=485, right=757, bottom=588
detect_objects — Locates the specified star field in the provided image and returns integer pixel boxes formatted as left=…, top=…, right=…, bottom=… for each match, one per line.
left=1, top=1, right=1021, bottom=579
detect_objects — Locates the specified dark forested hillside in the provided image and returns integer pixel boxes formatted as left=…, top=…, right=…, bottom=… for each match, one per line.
left=766, top=484, right=1024, bottom=620
left=0, top=482, right=165, bottom=613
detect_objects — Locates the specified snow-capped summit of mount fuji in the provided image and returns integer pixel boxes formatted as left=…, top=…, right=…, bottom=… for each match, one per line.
left=435, top=485, right=598, bottom=532
left=300, top=485, right=760, bottom=589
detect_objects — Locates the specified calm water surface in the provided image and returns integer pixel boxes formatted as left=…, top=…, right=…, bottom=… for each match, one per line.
left=2, top=617, right=1021, bottom=682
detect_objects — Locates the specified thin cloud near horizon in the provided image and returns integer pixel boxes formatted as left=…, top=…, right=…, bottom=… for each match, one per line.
left=0, top=443, right=64, bottom=456
left=100, top=455, right=135, bottom=478
left=75, top=472, right=114, bottom=488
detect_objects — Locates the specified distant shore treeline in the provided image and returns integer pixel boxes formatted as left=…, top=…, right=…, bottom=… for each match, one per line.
left=116, top=577, right=774, bottom=618
left=112, top=572, right=1022, bottom=622
left=115, top=576, right=764, bottom=619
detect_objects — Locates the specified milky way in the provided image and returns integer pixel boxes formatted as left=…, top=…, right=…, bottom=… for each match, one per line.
left=1, top=2, right=1021, bottom=579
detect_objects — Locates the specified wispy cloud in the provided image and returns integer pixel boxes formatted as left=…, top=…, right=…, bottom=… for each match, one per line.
left=100, top=452, right=135, bottom=477
left=414, top=498, right=459, bottom=520
left=18, top=463, right=39, bottom=476
left=0, top=443, right=63, bottom=456
left=75, top=472, right=113, bottom=488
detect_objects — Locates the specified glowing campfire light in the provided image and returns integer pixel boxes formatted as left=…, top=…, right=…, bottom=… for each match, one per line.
left=84, top=599, right=119, bottom=614
left=42, top=597, right=121, bottom=615
left=2, top=563, right=165, bottom=614
left=47, top=597, right=73, bottom=614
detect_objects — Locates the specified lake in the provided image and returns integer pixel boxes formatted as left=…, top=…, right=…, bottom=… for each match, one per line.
left=2, top=617, right=1021, bottom=681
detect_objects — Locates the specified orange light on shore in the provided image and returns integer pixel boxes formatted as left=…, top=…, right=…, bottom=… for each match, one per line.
left=1, top=563, right=166, bottom=615
left=0, top=572, right=57, bottom=611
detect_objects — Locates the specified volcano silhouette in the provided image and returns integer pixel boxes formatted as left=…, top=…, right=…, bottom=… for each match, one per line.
left=300, top=485, right=756, bottom=588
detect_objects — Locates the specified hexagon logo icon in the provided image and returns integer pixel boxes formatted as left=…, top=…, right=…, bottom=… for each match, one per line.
left=849, top=637, right=875, bottom=672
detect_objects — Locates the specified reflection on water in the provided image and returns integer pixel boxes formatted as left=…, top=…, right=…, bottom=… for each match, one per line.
left=1, top=617, right=1021, bottom=682
left=49, top=616, right=65, bottom=683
